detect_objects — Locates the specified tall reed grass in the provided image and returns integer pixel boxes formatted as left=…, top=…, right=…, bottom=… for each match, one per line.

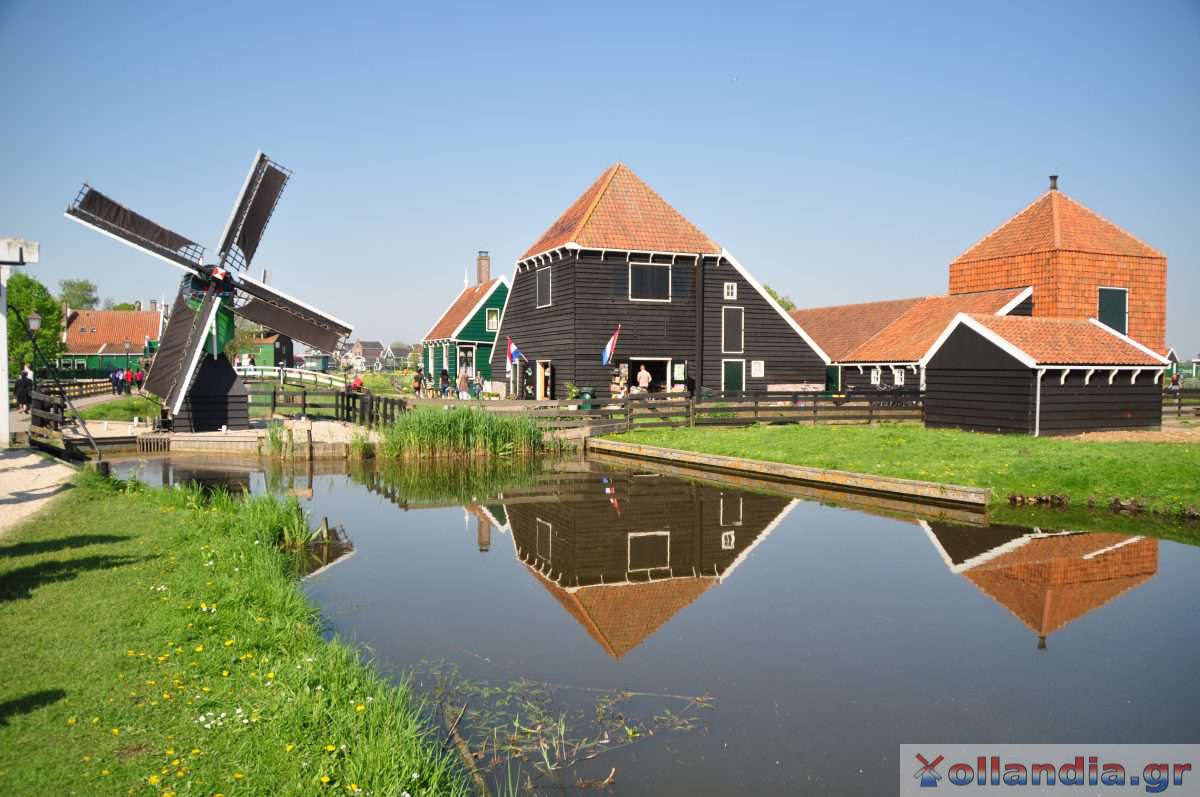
left=377, top=407, right=545, bottom=458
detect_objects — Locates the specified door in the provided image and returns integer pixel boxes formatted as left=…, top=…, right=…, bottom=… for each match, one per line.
left=722, top=359, right=745, bottom=394
left=458, top=345, right=476, bottom=378
left=536, top=360, right=553, bottom=400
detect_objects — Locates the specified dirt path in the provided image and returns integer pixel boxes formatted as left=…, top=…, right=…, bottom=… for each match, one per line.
left=1070, top=418, right=1200, bottom=444
left=0, top=450, right=77, bottom=540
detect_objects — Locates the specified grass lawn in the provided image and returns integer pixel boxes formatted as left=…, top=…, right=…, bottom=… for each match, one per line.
left=79, top=395, right=162, bottom=423
left=612, top=423, right=1200, bottom=514
left=0, top=472, right=469, bottom=796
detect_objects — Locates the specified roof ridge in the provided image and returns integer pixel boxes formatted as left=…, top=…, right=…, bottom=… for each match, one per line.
left=1051, top=191, right=1063, bottom=249
left=572, top=163, right=622, bottom=243
left=791, top=295, right=930, bottom=315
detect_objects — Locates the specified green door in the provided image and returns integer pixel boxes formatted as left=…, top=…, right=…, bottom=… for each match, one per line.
left=722, top=360, right=745, bottom=394
left=1098, top=287, right=1127, bottom=335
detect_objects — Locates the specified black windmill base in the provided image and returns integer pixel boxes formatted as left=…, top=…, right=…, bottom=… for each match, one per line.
left=169, top=354, right=250, bottom=433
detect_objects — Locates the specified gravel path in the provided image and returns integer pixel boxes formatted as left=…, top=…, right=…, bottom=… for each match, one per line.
left=0, top=450, right=77, bottom=540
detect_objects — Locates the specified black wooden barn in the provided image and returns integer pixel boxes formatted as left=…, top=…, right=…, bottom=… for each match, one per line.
left=488, top=164, right=830, bottom=399
left=921, top=313, right=1168, bottom=436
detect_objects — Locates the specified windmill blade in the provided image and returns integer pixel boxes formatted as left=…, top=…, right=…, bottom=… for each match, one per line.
left=145, top=289, right=222, bottom=416
left=65, top=185, right=206, bottom=274
left=231, top=272, right=352, bottom=353
left=215, top=152, right=291, bottom=272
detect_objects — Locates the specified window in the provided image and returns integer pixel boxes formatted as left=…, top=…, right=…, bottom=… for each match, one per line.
left=628, top=531, right=670, bottom=571
left=536, top=519, right=552, bottom=559
left=894, top=369, right=905, bottom=387
left=722, top=306, right=744, bottom=354
left=724, top=282, right=737, bottom=300
left=721, top=530, right=736, bottom=550
left=870, top=367, right=882, bottom=385
left=750, top=360, right=765, bottom=378
left=1098, top=287, right=1128, bottom=335
left=486, top=307, right=499, bottom=331
left=719, top=494, right=743, bottom=527
left=629, top=262, right=671, bottom=302
left=536, top=267, right=552, bottom=308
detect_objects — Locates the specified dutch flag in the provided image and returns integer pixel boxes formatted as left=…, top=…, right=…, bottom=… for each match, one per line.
left=601, top=324, right=622, bottom=366
left=507, top=336, right=524, bottom=364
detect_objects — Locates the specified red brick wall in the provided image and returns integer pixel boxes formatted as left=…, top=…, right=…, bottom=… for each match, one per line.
left=949, top=252, right=1167, bottom=352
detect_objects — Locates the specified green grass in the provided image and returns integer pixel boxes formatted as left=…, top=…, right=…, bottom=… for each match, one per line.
left=0, top=471, right=470, bottom=797
left=78, top=395, right=161, bottom=422
left=376, top=407, right=545, bottom=458
left=611, top=423, right=1200, bottom=514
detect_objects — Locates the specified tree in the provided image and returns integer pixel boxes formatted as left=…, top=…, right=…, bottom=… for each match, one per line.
left=763, top=284, right=796, bottom=311
left=224, top=317, right=262, bottom=363
left=7, top=272, right=65, bottom=377
left=59, top=278, right=99, bottom=309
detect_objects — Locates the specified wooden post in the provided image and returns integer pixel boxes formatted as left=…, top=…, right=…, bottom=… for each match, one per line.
left=753, top=397, right=759, bottom=422
left=812, top=396, right=818, bottom=425
left=868, top=398, right=875, bottom=425
left=270, top=386, right=277, bottom=418
left=625, top=398, right=633, bottom=433
left=301, top=389, right=307, bottom=418
left=688, top=396, right=695, bottom=428
left=1178, top=390, right=1183, bottom=419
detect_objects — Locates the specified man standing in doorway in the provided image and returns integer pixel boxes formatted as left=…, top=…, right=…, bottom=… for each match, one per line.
left=636, top=363, right=652, bottom=393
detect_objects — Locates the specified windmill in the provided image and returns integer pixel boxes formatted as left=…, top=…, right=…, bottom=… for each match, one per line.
left=65, top=151, right=353, bottom=431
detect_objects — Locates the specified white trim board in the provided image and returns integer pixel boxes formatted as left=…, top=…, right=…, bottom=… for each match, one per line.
left=450, top=274, right=510, bottom=340
left=995, top=286, right=1034, bottom=316
left=720, top=248, right=832, bottom=365
left=628, top=260, right=672, bottom=303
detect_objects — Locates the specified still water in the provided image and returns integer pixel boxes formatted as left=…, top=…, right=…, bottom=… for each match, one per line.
left=110, top=456, right=1200, bottom=795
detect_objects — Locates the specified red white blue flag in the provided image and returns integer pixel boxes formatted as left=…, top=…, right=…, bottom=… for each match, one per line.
left=601, top=324, right=621, bottom=366
left=507, top=336, right=524, bottom=364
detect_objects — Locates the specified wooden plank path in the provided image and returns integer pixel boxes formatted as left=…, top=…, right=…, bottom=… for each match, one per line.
left=586, top=437, right=991, bottom=510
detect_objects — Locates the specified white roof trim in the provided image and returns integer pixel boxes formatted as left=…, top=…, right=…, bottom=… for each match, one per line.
left=995, top=286, right=1033, bottom=316
left=449, top=275, right=510, bottom=341
left=1085, top=318, right=1170, bottom=365
left=919, top=313, right=1038, bottom=369
left=720, top=248, right=832, bottom=365
left=920, top=521, right=1084, bottom=575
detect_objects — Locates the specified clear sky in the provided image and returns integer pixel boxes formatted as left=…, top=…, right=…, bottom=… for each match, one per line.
left=3, top=1, right=1197, bottom=353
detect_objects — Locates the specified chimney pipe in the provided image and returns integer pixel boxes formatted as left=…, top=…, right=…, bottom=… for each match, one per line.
left=150, top=299, right=157, bottom=312
left=135, top=300, right=142, bottom=310
left=476, top=250, right=491, bottom=286
left=1049, top=175, right=1058, bottom=191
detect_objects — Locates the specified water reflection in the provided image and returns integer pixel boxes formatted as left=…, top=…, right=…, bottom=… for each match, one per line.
left=923, top=522, right=1158, bottom=649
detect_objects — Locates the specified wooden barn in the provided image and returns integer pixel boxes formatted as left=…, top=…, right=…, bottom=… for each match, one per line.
left=921, top=313, right=1169, bottom=436
left=791, top=287, right=1031, bottom=391
left=423, top=251, right=509, bottom=384
left=488, top=164, right=829, bottom=399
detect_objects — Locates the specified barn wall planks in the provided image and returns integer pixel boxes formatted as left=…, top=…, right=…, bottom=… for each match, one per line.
left=924, top=325, right=1034, bottom=434
left=1038, top=371, right=1162, bottom=434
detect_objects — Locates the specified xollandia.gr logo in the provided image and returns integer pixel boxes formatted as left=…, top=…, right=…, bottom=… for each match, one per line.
left=899, top=745, right=1200, bottom=795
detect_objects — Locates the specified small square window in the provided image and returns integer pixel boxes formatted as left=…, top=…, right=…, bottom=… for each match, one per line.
left=870, top=367, right=882, bottom=385
left=721, top=530, right=736, bottom=550
left=724, top=282, right=737, bottom=300
left=894, top=369, right=905, bottom=387
left=486, top=307, right=499, bottom=331
left=751, top=360, right=765, bottom=378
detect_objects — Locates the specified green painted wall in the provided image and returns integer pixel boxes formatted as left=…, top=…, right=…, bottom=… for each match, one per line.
left=456, top=282, right=509, bottom=344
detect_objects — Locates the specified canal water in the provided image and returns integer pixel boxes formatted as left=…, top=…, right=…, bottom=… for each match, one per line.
left=109, top=455, right=1200, bottom=795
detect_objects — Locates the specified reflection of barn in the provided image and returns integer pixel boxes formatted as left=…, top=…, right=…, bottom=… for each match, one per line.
left=502, top=474, right=796, bottom=659
left=922, top=522, right=1158, bottom=649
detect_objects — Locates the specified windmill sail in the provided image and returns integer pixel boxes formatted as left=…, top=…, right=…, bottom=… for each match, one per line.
left=144, top=290, right=222, bottom=415
left=215, top=152, right=291, bottom=272
left=65, top=186, right=206, bottom=273
left=231, top=272, right=352, bottom=353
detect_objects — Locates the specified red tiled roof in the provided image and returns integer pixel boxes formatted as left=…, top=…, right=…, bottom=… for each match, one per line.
left=790, top=297, right=925, bottom=361
left=520, top=163, right=720, bottom=260
left=64, top=309, right=161, bottom=354
left=952, top=189, right=1163, bottom=265
left=843, top=288, right=1027, bottom=363
left=424, top=278, right=500, bottom=342
left=963, top=314, right=1167, bottom=366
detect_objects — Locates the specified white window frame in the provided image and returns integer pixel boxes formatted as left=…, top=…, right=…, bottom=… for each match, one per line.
left=536, top=266, right=552, bottom=309
left=750, top=360, right=765, bottom=378
left=1097, top=286, right=1129, bottom=335
left=629, top=356, right=673, bottom=391
left=719, top=494, right=743, bottom=527
left=723, top=281, right=738, bottom=301
left=485, top=307, right=500, bottom=331
left=870, top=367, right=882, bottom=385
left=536, top=518, right=552, bottom=560
left=628, top=261, right=672, bottom=303
left=721, top=530, right=736, bottom=550
left=894, top=368, right=905, bottom=387
left=721, top=358, right=746, bottom=392
left=627, top=530, right=670, bottom=572
left=722, top=306, right=745, bottom=354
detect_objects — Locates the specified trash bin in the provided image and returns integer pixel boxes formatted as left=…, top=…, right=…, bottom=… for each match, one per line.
left=578, top=386, right=595, bottom=411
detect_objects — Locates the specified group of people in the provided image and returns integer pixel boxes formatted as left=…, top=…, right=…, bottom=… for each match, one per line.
left=11, top=363, right=34, bottom=414
left=110, top=366, right=145, bottom=395
left=411, top=366, right=483, bottom=399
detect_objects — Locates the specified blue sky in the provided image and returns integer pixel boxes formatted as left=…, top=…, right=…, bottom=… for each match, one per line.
left=3, top=0, right=1197, bottom=351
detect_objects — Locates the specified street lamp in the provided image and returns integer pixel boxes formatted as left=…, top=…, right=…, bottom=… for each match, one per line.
left=1, top=238, right=40, bottom=450
left=27, top=310, right=41, bottom=333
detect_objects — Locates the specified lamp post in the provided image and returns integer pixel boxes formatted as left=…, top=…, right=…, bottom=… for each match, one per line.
left=1, top=238, right=40, bottom=450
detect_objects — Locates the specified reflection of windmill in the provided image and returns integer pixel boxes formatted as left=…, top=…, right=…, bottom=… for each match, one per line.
left=65, top=152, right=352, bottom=431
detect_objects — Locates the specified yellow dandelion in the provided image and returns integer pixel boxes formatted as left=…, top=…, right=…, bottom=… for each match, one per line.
left=101, top=769, right=111, bottom=776
left=110, top=728, right=120, bottom=736
left=224, top=639, right=235, bottom=647
left=194, top=645, right=204, bottom=653
left=66, top=716, right=77, bottom=726
left=324, top=744, right=336, bottom=752
left=232, top=772, right=243, bottom=780
left=285, top=743, right=295, bottom=752
left=191, top=748, right=201, bottom=755
left=170, top=759, right=181, bottom=767
left=165, top=748, right=175, bottom=756
left=222, top=670, right=230, bottom=677
left=320, top=775, right=331, bottom=784
left=147, top=775, right=160, bottom=785
left=355, top=703, right=365, bottom=713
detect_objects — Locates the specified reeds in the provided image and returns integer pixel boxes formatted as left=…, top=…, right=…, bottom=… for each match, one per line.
left=376, top=407, right=545, bottom=459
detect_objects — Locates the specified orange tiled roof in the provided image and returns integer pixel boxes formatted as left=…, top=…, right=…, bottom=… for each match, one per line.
left=952, top=189, right=1163, bottom=265
left=790, top=297, right=926, bottom=361
left=64, top=309, right=161, bottom=354
left=843, top=288, right=1026, bottom=363
left=965, top=314, right=1166, bottom=366
left=424, top=278, right=500, bottom=342
left=520, top=164, right=720, bottom=260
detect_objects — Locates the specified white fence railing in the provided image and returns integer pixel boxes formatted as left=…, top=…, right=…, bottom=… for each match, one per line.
left=234, top=366, right=346, bottom=388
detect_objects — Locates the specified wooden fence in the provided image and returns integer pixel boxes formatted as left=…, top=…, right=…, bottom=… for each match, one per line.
left=1165, top=388, right=1200, bottom=418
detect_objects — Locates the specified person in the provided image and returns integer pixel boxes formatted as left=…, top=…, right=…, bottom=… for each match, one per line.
left=457, top=370, right=469, bottom=400
left=350, top=373, right=364, bottom=392
left=111, top=367, right=122, bottom=395
left=135, top=367, right=145, bottom=391
left=13, top=369, right=33, bottom=414
left=1169, top=372, right=1182, bottom=394
left=124, top=366, right=134, bottom=395
left=440, top=368, right=450, bottom=397
left=248, top=354, right=256, bottom=367
left=412, top=367, right=423, bottom=395
left=635, top=363, right=652, bottom=393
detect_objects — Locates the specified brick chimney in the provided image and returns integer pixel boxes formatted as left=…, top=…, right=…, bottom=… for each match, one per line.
left=150, top=299, right=157, bottom=312
left=476, top=250, right=491, bottom=285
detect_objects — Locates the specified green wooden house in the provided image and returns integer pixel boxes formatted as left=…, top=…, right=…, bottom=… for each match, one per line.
left=56, top=306, right=164, bottom=374
left=422, top=273, right=509, bottom=385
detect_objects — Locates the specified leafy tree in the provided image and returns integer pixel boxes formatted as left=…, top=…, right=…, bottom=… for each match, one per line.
left=58, top=278, right=99, bottom=309
left=763, top=284, right=796, bottom=311
left=7, top=272, right=65, bottom=377
left=110, top=301, right=138, bottom=311
left=224, top=317, right=262, bottom=363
